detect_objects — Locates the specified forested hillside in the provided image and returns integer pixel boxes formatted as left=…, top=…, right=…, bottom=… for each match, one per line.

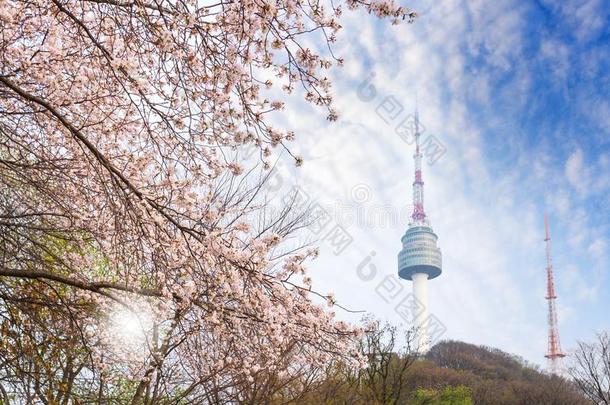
left=418, top=341, right=588, bottom=404
left=287, top=338, right=590, bottom=404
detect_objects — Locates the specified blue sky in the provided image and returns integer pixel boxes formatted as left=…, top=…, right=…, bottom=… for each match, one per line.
left=261, top=0, right=609, bottom=367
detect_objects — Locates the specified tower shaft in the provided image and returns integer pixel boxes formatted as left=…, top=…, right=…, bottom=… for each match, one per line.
left=412, top=273, right=430, bottom=352
left=544, top=215, right=565, bottom=374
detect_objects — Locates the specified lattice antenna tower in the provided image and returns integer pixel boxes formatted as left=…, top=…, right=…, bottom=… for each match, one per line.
left=544, top=215, right=566, bottom=374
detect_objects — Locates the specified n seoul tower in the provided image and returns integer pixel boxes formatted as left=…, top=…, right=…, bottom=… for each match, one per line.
left=397, top=110, right=442, bottom=353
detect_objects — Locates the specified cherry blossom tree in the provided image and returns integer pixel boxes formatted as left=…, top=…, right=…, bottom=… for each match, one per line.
left=0, top=0, right=414, bottom=402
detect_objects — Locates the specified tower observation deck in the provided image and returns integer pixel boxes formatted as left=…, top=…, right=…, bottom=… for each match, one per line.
left=398, top=225, right=442, bottom=280
left=397, top=109, right=442, bottom=353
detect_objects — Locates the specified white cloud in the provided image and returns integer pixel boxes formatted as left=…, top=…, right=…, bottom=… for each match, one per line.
left=565, top=148, right=591, bottom=195
left=588, top=238, right=606, bottom=257
left=564, top=147, right=610, bottom=198
left=539, top=39, right=570, bottom=85
left=562, top=264, right=599, bottom=302
left=549, top=0, right=608, bottom=44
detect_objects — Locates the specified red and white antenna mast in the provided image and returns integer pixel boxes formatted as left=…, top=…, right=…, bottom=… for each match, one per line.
left=411, top=108, right=427, bottom=225
left=544, top=215, right=566, bottom=374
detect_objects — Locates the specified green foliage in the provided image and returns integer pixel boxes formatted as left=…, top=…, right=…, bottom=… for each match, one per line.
left=412, top=386, right=473, bottom=405
left=413, top=388, right=438, bottom=404
left=439, top=386, right=473, bottom=404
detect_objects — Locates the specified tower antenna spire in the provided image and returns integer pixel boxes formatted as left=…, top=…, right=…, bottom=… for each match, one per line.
left=415, top=91, right=420, bottom=150
left=411, top=103, right=426, bottom=224
left=544, top=215, right=566, bottom=374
